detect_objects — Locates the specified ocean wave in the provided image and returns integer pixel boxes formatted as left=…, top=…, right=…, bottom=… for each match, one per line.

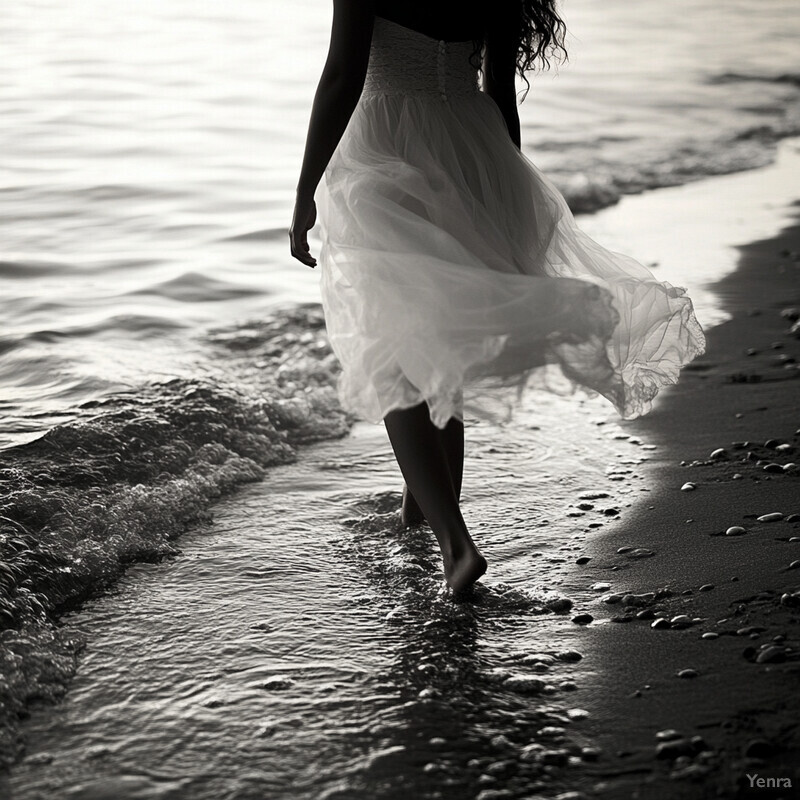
left=0, top=303, right=351, bottom=769
left=556, top=123, right=800, bottom=214
left=707, top=71, right=800, bottom=88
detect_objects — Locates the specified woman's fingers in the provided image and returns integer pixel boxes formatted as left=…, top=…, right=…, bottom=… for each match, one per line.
left=290, top=229, right=317, bottom=267
left=289, top=198, right=318, bottom=267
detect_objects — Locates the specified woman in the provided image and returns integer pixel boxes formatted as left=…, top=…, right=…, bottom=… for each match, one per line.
left=289, top=0, right=705, bottom=594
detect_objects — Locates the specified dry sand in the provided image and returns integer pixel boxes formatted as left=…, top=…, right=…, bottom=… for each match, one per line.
left=562, top=209, right=800, bottom=799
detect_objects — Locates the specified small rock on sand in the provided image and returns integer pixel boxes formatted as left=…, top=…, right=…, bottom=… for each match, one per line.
left=655, top=739, right=696, bottom=760
left=725, top=526, right=747, bottom=536
left=681, top=482, right=696, bottom=492
left=571, top=613, right=593, bottom=625
left=780, top=592, right=800, bottom=606
left=556, top=650, right=583, bottom=662
left=676, top=668, right=698, bottom=679
left=710, top=448, right=728, bottom=460
left=626, top=548, right=655, bottom=558
left=756, top=646, right=786, bottom=664
left=757, top=512, right=784, bottom=523
left=701, top=632, right=719, bottom=640
left=745, top=739, right=775, bottom=758
left=504, top=676, right=545, bottom=694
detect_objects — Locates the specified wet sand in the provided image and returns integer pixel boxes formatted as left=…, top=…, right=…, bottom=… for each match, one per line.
left=563, top=210, right=800, bottom=798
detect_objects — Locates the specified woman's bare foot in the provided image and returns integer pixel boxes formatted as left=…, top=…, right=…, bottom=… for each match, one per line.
left=443, top=545, right=487, bottom=593
left=401, top=483, right=425, bottom=527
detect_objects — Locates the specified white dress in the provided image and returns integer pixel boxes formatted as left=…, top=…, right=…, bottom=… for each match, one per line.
left=315, top=16, right=706, bottom=428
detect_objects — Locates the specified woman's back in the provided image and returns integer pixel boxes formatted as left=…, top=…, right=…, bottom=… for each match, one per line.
left=373, top=0, right=489, bottom=43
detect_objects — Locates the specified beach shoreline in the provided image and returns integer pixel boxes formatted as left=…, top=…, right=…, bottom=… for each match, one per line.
left=562, top=208, right=800, bottom=798
left=1, top=197, right=799, bottom=798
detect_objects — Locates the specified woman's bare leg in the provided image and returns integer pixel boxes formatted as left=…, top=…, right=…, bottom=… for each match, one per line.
left=402, top=416, right=464, bottom=525
left=384, top=402, right=486, bottom=592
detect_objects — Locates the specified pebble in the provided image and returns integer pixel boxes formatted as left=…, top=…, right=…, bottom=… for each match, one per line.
left=566, top=708, right=590, bottom=720
left=780, top=592, right=800, bottom=607
left=556, top=650, right=584, bottom=662
left=788, top=560, right=800, bottom=570
left=763, top=463, right=784, bottom=473
left=622, top=592, right=655, bottom=607
left=699, top=583, right=715, bottom=592
left=580, top=746, right=601, bottom=761
left=732, top=473, right=743, bottom=480
left=538, top=725, right=567, bottom=738
left=710, top=448, right=728, bottom=460
left=655, top=729, right=684, bottom=741
left=787, top=514, right=800, bottom=523
left=783, top=463, right=798, bottom=474
left=476, top=790, right=513, bottom=800
left=756, top=646, right=786, bottom=664
left=636, top=608, right=655, bottom=620
left=737, top=626, right=763, bottom=636
left=676, top=668, right=698, bottom=679
left=701, top=632, right=719, bottom=640
left=572, top=613, right=594, bottom=625
left=655, top=738, right=695, bottom=760
left=617, top=545, right=633, bottom=553
left=725, top=526, right=747, bottom=536
left=745, top=739, right=775, bottom=758
left=575, top=556, right=591, bottom=565
left=579, top=491, right=610, bottom=500
left=626, top=548, right=655, bottom=559
left=577, top=502, right=594, bottom=511
left=757, top=513, right=783, bottom=523
left=670, top=615, right=693, bottom=628
left=503, top=676, right=545, bottom=694
left=591, top=582, right=611, bottom=591
left=519, top=653, right=556, bottom=666
left=651, top=618, right=670, bottom=630
left=681, top=482, right=696, bottom=492
left=764, top=439, right=782, bottom=449
left=776, top=443, right=794, bottom=453
left=602, top=593, right=623, bottom=604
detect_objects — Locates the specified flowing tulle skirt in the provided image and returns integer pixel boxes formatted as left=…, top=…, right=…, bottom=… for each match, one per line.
left=315, top=87, right=705, bottom=428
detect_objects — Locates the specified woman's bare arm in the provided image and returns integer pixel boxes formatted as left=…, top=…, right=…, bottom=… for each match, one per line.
left=482, top=10, right=521, bottom=150
left=290, top=0, right=374, bottom=266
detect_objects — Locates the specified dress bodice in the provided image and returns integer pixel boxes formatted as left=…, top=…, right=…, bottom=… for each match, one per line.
left=362, top=16, right=481, bottom=102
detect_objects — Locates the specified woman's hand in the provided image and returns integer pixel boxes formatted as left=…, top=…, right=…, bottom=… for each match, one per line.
left=289, top=192, right=317, bottom=268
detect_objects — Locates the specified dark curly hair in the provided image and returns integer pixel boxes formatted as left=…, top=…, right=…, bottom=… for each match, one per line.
left=470, top=0, right=568, bottom=97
